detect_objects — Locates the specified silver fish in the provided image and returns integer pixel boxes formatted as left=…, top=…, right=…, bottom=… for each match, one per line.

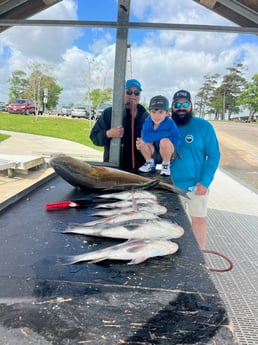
left=92, top=204, right=167, bottom=217
left=58, top=239, right=179, bottom=265
left=98, top=190, right=158, bottom=201
left=63, top=219, right=184, bottom=240
left=79, top=210, right=159, bottom=227
left=94, top=198, right=158, bottom=209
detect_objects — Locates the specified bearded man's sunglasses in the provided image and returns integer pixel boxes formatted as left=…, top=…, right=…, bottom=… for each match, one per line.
left=173, top=101, right=191, bottom=109
left=126, top=90, right=140, bottom=96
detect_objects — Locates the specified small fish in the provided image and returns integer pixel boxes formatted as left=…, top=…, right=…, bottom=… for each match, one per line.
left=63, top=219, right=184, bottom=240
left=92, top=204, right=167, bottom=217
left=94, top=198, right=158, bottom=209
left=58, top=239, right=179, bottom=265
left=98, top=190, right=158, bottom=201
left=79, top=210, right=159, bottom=227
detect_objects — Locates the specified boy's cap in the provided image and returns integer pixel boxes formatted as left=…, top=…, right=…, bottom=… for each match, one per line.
left=149, top=95, right=169, bottom=111
left=173, top=90, right=191, bottom=102
left=125, top=79, right=142, bottom=91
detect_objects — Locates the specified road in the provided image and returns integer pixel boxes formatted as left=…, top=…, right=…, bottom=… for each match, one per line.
left=212, top=121, right=258, bottom=190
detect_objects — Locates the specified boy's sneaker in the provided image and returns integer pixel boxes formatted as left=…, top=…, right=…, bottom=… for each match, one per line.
left=160, top=163, right=170, bottom=176
left=138, top=161, right=156, bottom=173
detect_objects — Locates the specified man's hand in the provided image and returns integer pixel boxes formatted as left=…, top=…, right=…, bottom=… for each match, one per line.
left=106, top=125, right=124, bottom=138
left=136, top=137, right=143, bottom=150
left=195, top=183, right=208, bottom=195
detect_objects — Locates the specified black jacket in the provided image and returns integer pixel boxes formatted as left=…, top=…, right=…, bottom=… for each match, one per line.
left=90, top=104, right=148, bottom=171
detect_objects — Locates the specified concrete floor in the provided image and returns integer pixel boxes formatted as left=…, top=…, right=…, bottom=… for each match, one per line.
left=206, top=169, right=258, bottom=345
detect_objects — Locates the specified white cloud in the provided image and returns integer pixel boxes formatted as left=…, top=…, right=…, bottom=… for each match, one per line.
left=131, top=0, right=233, bottom=25
left=88, top=30, right=113, bottom=53
left=0, top=0, right=257, bottom=107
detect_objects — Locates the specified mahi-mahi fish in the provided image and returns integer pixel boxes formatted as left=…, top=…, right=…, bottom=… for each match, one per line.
left=58, top=238, right=179, bottom=265
left=50, top=154, right=188, bottom=198
left=63, top=219, right=184, bottom=240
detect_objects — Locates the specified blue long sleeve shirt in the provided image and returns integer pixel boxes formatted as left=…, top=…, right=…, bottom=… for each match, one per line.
left=170, top=117, right=220, bottom=191
left=141, top=116, right=181, bottom=148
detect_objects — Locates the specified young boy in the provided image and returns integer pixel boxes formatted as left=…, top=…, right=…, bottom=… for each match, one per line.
left=137, top=95, right=181, bottom=176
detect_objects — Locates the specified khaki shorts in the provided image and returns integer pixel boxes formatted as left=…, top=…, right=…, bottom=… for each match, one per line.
left=181, top=191, right=209, bottom=218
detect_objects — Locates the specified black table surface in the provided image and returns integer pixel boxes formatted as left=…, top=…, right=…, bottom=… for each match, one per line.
left=0, top=175, right=238, bottom=345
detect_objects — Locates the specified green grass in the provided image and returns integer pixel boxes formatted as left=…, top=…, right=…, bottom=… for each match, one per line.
left=0, top=112, right=102, bottom=151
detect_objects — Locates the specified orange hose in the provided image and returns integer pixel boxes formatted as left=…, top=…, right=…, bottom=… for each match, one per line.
left=202, top=249, right=234, bottom=272
left=130, top=101, right=136, bottom=169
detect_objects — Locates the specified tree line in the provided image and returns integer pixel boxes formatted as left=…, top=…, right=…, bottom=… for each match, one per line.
left=194, top=64, right=258, bottom=122
left=7, top=62, right=257, bottom=121
left=7, top=61, right=113, bottom=115
left=7, top=63, right=63, bottom=114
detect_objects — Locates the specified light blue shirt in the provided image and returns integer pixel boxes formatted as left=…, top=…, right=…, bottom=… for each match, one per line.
left=170, top=117, right=220, bottom=191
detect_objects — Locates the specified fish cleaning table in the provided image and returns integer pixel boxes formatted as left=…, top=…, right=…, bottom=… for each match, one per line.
left=0, top=175, right=238, bottom=344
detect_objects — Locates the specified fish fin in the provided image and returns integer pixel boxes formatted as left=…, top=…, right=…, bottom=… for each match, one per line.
left=89, top=256, right=109, bottom=264
left=127, top=257, right=148, bottom=265
left=56, top=255, right=82, bottom=265
left=62, top=223, right=82, bottom=233
left=102, top=179, right=159, bottom=191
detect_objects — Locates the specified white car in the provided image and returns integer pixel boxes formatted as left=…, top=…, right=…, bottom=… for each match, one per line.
left=59, top=106, right=71, bottom=116
left=71, top=106, right=90, bottom=119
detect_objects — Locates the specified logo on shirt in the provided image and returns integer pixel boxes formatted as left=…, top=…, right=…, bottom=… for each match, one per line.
left=185, top=134, right=193, bottom=143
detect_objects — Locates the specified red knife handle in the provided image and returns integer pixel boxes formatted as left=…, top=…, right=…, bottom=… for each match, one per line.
left=45, top=201, right=79, bottom=209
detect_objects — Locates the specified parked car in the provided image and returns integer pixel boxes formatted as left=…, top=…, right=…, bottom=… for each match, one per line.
left=95, top=102, right=112, bottom=120
left=0, top=101, right=7, bottom=111
left=59, top=106, right=72, bottom=116
left=71, top=106, right=89, bottom=119
left=7, top=99, right=41, bottom=115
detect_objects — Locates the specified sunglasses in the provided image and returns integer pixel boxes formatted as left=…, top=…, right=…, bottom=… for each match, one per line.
left=173, top=101, right=191, bottom=109
left=126, top=89, right=140, bottom=96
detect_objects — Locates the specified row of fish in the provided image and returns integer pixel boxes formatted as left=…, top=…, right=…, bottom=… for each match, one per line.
left=58, top=190, right=184, bottom=265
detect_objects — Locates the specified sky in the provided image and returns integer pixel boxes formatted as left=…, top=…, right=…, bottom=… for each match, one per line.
left=0, top=0, right=257, bottom=107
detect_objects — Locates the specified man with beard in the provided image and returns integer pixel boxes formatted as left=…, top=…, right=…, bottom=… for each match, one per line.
left=170, top=90, right=220, bottom=249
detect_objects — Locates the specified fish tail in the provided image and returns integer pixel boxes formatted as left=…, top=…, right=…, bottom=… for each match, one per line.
left=56, top=253, right=89, bottom=265
left=158, top=182, right=189, bottom=199
left=62, top=223, right=81, bottom=233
